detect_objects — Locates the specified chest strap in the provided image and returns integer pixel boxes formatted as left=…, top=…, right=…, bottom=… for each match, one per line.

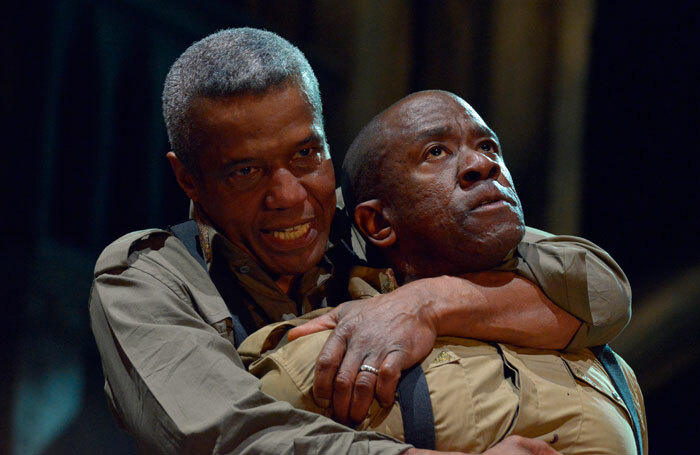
left=397, top=364, right=436, bottom=450
left=397, top=345, right=642, bottom=453
left=591, top=344, right=643, bottom=455
left=169, top=220, right=250, bottom=347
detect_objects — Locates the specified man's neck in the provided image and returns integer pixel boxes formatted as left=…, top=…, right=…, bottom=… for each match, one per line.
left=275, top=275, right=296, bottom=295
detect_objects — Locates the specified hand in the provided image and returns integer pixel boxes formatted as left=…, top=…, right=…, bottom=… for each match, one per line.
left=479, top=436, right=562, bottom=455
left=403, top=435, right=562, bottom=455
left=288, top=283, right=440, bottom=425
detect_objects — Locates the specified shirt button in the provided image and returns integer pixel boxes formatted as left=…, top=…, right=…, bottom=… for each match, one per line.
left=238, top=266, right=251, bottom=274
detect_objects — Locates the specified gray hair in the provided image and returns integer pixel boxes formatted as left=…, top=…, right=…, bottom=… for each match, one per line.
left=162, top=27, right=323, bottom=176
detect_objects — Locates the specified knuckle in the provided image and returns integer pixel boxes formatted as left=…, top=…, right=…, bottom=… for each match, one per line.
left=335, top=320, right=359, bottom=337
left=505, top=435, right=525, bottom=445
left=315, top=354, right=337, bottom=371
left=334, top=373, right=354, bottom=392
left=379, top=364, right=401, bottom=381
left=354, top=376, right=375, bottom=393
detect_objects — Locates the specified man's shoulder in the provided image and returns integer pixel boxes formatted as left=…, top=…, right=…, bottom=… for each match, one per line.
left=92, top=228, right=231, bottom=325
left=522, top=226, right=554, bottom=243
left=94, top=228, right=176, bottom=277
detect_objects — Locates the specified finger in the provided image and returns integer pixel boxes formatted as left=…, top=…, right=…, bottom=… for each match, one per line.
left=288, top=311, right=338, bottom=341
left=375, top=351, right=405, bottom=407
left=348, top=360, right=380, bottom=424
left=312, top=330, right=347, bottom=409
left=331, top=346, right=366, bottom=424
left=520, top=435, right=561, bottom=455
left=496, top=435, right=562, bottom=455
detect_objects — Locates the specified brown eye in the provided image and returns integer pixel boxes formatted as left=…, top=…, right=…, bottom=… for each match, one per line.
left=233, top=166, right=260, bottom=178
left=480, top=142, right=492, bottom=152
left=426, top=146, right=448, bottom=160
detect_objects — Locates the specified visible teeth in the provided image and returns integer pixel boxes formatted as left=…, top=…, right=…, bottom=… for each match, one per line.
left=271, top=222, right=311, bottom=240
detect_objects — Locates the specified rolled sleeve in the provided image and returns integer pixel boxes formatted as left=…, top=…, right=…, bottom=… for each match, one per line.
left=89, top=264, right=411, bottom=454
left=500, top=227, right=632, bottom=349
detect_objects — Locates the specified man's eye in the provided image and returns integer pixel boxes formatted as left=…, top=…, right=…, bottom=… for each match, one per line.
left=426, top=146, right=448, bottom=160
left=292, top=148, right=323, bottom=170
left=234, top=166, right=259, bottom=177
left=295, top=148, right=316, bottom=158
left=480, top=142, right=494, bottom=153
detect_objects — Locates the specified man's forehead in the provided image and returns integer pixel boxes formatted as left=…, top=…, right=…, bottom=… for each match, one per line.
left=192, top=89, right=322, bottom=124
left=386, top=92, right=492, bottom=142
left=190, top=87, right=326, bottom=164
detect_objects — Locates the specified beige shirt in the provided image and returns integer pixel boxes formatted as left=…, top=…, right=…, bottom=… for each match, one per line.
left=241, top=271, right=647, bottom=454
left=89, top=218, right=632, bottom=453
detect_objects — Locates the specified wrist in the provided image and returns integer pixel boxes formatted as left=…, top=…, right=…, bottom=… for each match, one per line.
left=405, top=275, right=485, bottom=336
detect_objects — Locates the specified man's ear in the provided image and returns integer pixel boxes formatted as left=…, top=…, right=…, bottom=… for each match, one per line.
left=354, top=199, right=396, bottom=248
left=167, top=151, right=200, bottom=202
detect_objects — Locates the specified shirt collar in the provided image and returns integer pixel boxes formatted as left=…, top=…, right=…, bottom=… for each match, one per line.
left=191, top=202, right=335, bottom=321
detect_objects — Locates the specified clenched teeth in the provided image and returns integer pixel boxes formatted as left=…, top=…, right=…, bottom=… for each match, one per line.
left=270, top=222, right=311, bottom=240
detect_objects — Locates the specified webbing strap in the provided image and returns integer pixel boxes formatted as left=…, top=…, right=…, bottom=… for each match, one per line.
left=396, top=344, right=642, bottom=454
left=592, top=344, right=643, bottom=455
left=397, top=364, right=436, bottom=450
left=169, top=220, right=249, bottom=347
left=169, top=220, right=207, bottom=270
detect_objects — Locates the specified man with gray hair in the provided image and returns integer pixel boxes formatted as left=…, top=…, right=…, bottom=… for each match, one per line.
left=89, top=28, right=630, bottom=454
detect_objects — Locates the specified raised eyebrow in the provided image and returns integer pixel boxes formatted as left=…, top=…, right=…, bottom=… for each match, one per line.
left=411, top=125, right=454, bottom=144
left=295, top=132, right=324, bottom=148
left=470, top=123, right=499, bottom=143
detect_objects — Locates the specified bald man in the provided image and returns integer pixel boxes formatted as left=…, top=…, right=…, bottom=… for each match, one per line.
left=239, top=91, right=647, bottom=455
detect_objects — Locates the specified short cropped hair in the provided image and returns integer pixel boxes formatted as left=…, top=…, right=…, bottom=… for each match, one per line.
left=162, top=28, right=323, bottom=176
left=341, top=116, right=389, bottom=215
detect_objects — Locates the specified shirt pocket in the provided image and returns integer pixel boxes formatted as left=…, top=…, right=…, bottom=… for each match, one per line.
left=563, top=353, right=633, bottom=422
left=422, top=339, right=519, bottom=453
left=499, top=345, right=581, bottom=446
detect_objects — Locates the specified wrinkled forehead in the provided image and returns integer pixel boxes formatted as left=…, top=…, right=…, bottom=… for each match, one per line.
left=384, top=92, right=493, bottom=146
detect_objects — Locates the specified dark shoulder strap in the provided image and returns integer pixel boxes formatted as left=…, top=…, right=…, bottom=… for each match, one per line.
left=169, top=220, right=249, bottom=347
left=169, top=220, right=207, bottom=269
left=396, top=345, right=643, bottom=453
left=397, top=364, right=436, bottom=450
left=591, top=344, right=643, bottom=455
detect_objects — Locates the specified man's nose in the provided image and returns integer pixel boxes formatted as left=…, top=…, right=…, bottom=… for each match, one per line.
left=265, top=168, right=308, bottom=210
left=458, top=150, right=501, bottom=189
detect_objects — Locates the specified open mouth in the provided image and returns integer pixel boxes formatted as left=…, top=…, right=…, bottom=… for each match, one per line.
left=263, top=222, right=312, bottom=241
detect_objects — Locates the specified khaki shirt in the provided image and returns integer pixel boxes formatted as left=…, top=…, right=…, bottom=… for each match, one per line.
left=241, top=272, right=648, bottom=454
left=89, top=220, right=631, bottom=453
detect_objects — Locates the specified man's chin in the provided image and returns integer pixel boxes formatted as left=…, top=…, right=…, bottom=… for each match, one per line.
left=256, top=245, right=327, bottom=277
left=453, top=225, right=524, bottom=271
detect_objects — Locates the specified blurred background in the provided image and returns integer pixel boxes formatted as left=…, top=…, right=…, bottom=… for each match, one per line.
left=3, top=0, right=699, bottom=453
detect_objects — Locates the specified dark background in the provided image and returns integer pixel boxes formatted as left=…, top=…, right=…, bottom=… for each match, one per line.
left=4, top=1, right=699, bottom=454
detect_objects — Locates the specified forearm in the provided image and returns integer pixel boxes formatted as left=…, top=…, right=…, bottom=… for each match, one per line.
left=403, top=273, right=581, bottom=349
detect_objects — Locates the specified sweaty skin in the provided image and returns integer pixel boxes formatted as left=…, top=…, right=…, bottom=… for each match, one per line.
left=366, top=91, right=524, bottom=280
